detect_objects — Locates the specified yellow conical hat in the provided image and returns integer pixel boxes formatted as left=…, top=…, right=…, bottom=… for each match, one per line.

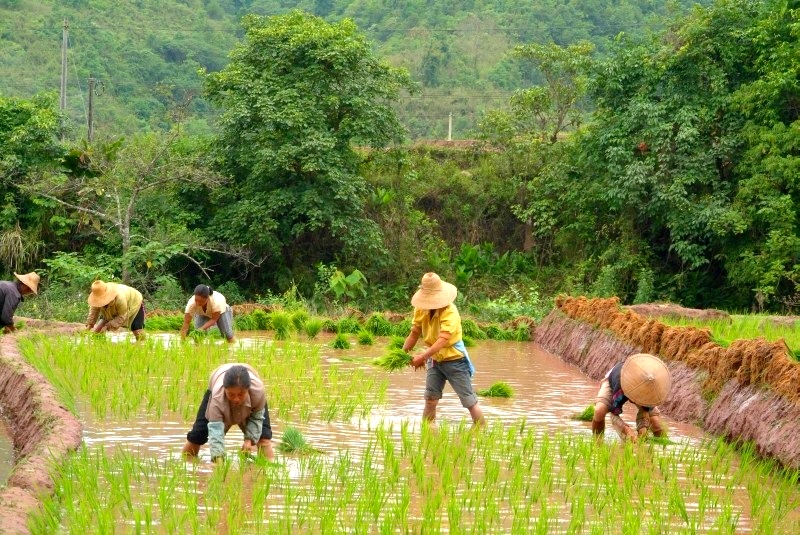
left=620, top=353, right=672, bottom=407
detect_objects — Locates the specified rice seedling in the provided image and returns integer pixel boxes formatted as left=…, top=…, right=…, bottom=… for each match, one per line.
left=290, top=309, right=309, bottom=331
left=477, top=382, right=514, bottom=397
left=461, top=318, right=487, bottom=339
left=250, top=308, right=271, bottom=330
left=387, top=335, right=405, bottom=349
left=372, top=348, right=412, bottom=371
left=570, top=404, right=594, bottom=421
left=337, top=317, right=362, bottom=334
left=303, top=317, right=323, bottom=338
left=391, top=318, right=412, bottom=337
left=357, top=329, right=374, bottom=345
left=270, top=310, right=292, bottom=340
left=463, top=335, right=475, bottom=347
left=321, top=318, right=338, bottom=333
left=145, top=314, right=183, bottom=331
left=331, top=332, right=351, bottom=349
left=364, top=313, right=394, bottom=336
left=234, top=313, right=257, bottom=331
left=277, top=426, right=319, bottom=454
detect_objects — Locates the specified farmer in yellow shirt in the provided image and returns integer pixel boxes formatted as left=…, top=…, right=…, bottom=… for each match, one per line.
left=403, top=272, right=485, bottom=425
left=86, top=280, right=145, bottom=341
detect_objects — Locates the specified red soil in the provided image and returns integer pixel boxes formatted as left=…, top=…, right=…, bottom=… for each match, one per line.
left=0, top=319, right=84, bottom=533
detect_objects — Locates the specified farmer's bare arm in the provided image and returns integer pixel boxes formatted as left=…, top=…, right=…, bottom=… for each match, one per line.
left=199, top=311, right=221, bottom=331
left=403, top=325, right=422, bottom=352
left=411, top=331, right=451, bottom=368
left=180, top=313, right=192, bottom=337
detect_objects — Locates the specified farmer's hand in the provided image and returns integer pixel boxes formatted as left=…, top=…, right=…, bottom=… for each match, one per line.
left=411, top=354, right=426, bottom=369
left=638, top=427, right=649, bottom=439
left=241, top=439, right=256, bottom=453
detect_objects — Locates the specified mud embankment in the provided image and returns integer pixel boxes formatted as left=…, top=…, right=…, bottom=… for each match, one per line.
left=535, top=296, right=800, bottom=469
left=0, top=319, right=84, bottom=534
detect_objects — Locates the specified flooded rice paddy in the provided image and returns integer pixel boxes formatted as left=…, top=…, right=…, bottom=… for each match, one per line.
left=19, top=332, right=800, bottom=533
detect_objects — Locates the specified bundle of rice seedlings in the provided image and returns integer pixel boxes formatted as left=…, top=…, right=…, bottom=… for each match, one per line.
left=290, top=309, right=309, bottom=331
left=357, top=330, right=374, bottom=346
left=322, top=319, right=338, bottom=333
left=337, top=317, right=362, bottom=334
left=303, top=318, right=323, bottom=339
left=477, top=382, right=514, bottom=398
left=331, top=333, right=350, bottom=349
left=570, top=405, right=595, bottom=421
left=462, top=319, right=487, bottom=340
left=391, top=319, right=412, bottom=337
left=277, top=427, right=318, bottom=454
left=463, top=336, right=475, bottom=347
left=270, top=311, right=291, bottom=340
left=372, top=348, right=412, bottom=371
left=387, top=335, right=405, bottom=349
left=250, top=309, right=270, bottom=330
left=234, top=313, right=257, bottom=331
left=187, top=329, right=211, bottom=342
left=365, top=313, right=394, bottom=336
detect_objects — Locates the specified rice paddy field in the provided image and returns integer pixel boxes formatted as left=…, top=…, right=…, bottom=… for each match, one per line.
left=17, top=332, right=800, bottom=534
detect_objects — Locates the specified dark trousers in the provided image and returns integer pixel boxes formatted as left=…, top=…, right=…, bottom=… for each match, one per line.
left=186, top=389, right=273, bottom=444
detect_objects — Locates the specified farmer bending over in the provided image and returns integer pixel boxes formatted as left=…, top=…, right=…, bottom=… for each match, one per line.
left=592, top=353, right=671, bottom=442
left=403, top=272, right=485, bottom=425
left=180, top=284, right=235, bottom=343
left=86, top=280, right=145, bottom=341
left=0, top=272, right=39, bottom=333
left=182, top=363, right=274, bottom=462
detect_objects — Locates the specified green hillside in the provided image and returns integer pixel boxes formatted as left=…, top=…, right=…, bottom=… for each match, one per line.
left=0, top=0, right=708, bottom=139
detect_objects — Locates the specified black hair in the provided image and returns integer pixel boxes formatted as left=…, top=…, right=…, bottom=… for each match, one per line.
left=223, top=365, right=252, bottom=389
left=193, top=284, right=213, bottom=298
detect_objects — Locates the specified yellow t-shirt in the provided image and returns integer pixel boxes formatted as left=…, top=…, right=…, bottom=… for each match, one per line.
left=411, top=303, right=464, bottom=362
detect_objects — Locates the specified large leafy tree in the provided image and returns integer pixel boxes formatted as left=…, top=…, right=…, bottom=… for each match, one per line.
left=0, top=93, right=63, bottom=272
left=204, top=11, right=415, bottom=286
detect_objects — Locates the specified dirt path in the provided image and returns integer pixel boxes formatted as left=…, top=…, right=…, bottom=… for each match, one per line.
left=0, top=319, right=84, bottom=534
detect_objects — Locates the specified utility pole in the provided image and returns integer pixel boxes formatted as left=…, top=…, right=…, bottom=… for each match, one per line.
left=87, top=76, right=95, bottom=141
left=447, top=112, right=452, bottom=141
left=60, top=19, right=68, bottom=110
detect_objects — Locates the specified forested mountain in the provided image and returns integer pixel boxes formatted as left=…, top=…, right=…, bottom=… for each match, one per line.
left=0, top=0, right=708, bottom=139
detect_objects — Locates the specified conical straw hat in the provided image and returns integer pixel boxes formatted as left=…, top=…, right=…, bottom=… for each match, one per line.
left=87, top=280, right=119, bottom=307
left=14, top=272, right=40, bottom=294
left=411, top=273, right=457, bottom=310
left=620, top=353, right=672, bottom=407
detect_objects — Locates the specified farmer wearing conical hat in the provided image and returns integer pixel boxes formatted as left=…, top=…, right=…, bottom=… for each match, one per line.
left=86, top=280, right=146, bottom=341
left=402, top=272, right=485, bottom=425
left=592, top=353, right=671, bottom=442
left=0, top=272, right=40, bottom=334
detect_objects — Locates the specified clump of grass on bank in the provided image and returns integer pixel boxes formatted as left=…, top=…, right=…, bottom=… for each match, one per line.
left=372, top=348, right=412, bottom=371
left=477, top=382, right=513, bottom=398
left=331, top=333, right=350, bottom=349
left=661, top=315, right=800, bottom=357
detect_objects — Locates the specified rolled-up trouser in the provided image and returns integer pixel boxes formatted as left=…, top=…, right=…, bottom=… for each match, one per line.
left=194, top=306, right=234, bottom=340
left=425, top=357, right=479, bottom=408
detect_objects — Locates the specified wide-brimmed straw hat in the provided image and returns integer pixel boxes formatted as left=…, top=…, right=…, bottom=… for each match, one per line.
left=621, top=353, right=672, bottom=407
left=87, top=280, right=119, bottom=307
left=411, top=272, right=458, bottom=310
left=14, top=272, right=40, bottom=295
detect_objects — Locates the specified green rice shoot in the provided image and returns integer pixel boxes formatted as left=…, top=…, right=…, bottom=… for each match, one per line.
left=331, top=333, right=351, bottom=349
left=372, top=348, right=412, bottom=371
left=477, top=382, right=514, bottom=398
left=571, top=405, right=595, bottom=421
